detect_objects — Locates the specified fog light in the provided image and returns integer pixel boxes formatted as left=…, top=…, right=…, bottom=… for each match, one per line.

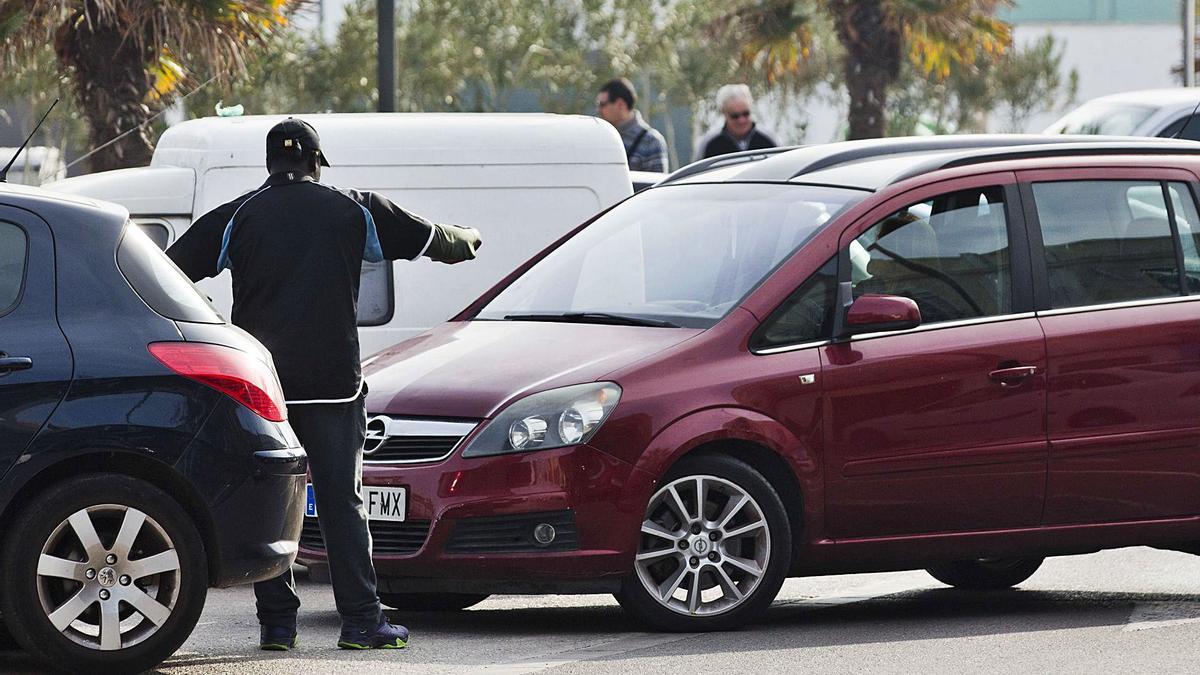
left=533, top=523, right=556, bottom=545
left=509, top=416, right=547, bottom=450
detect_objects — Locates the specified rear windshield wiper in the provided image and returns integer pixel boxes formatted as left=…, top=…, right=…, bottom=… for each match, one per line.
left=503, top=312, right=680, bottom=328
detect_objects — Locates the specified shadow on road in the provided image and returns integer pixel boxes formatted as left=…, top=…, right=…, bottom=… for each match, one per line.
left=3, top=587, right=1200, bottom=671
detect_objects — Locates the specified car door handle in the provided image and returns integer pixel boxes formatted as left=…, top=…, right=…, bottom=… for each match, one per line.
left=0, top=356, right=33, bottom=374
left=988, top=365, right=1039, bottom=387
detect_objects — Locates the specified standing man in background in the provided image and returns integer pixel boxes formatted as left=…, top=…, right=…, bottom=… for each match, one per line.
left=167, top=118, right=481, bottom=653
left=697, top=84, right=779, bottom=159
left=595, top=78, right=669, bottom=173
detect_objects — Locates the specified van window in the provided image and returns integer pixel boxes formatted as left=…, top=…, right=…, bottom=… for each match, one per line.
left=0, top=222, right=26, bottom=315
left=851, top=187, right=1012, bottom=324
left=1168, top=182, right=1200, bottom=292
left=752, top=257, right=837, bottom=349
left=117, top=223, right=225, bottom=324
left=357, top=260, right=394, bottom=326
left=1032, top=180, right=1181, bottom=308
left=134, top=220, right=171, bottom=250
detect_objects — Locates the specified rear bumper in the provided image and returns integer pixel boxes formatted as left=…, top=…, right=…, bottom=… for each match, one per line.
left=297, top=444, right=642, bottom=593
left=210, top=447, right=307, bottom=587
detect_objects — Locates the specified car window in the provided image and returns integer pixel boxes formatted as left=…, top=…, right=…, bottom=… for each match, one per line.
left=1032, top=180, right=1181, bottom=308
left=357, top=260, right=393, bottom=326
left=117, top=223, right=225, bottom=324
left=752, top=257, right=837, bottom=349
left=1048, top=101, right=1156, bottom=136
left=850, top=186, right=1012, bottom=325
left=0, top=222, right=26, bottom=315
left=1157, top=116, right=1200, bottom=141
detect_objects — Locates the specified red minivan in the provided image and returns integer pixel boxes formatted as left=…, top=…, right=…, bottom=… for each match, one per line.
left=298, top=136, right=1200, bottom=631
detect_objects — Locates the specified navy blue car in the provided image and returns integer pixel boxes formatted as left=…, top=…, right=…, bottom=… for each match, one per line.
left=0, top=183, right=306, bottom=673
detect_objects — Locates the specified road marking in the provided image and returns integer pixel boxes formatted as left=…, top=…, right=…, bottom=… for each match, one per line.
left=474, top=577, right=924, bottom=674
left=1124, top=602, right=1200, bottom=632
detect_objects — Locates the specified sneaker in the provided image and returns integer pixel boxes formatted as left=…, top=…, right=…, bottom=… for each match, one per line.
left=337, top=618, right=409, bottom=650
left=259, top=625, right=298, bottom=651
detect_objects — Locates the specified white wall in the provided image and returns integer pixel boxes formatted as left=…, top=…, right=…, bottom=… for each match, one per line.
left=748, top=21, right=1185, bottom=145
left=1009, top=23, right=1181, bottom=132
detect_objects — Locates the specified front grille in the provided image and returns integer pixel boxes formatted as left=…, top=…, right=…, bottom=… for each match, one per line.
left=445, top=510, right=579, bottom=554
left=300, top=518, right=431, bottom=555
left=362, top=416, right=477, bottom=464
left=364, top=436, right=462, bottom=463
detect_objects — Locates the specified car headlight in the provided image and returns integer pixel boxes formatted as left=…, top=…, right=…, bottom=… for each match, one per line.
left=461, top=382, right=622, bottom=458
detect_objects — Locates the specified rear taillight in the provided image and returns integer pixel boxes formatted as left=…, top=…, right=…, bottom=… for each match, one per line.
left=149, top=342, right=287, bottom=422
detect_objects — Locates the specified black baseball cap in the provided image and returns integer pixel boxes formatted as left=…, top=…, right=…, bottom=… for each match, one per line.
left=265, top=117, right=331, bottom=167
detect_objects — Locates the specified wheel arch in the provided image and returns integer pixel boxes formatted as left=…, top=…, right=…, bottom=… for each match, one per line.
left=681, top=439, right=806, bottom=558
left=0, top=451, right=221, bottom=586
left=625, top=407, right=823, bottom=560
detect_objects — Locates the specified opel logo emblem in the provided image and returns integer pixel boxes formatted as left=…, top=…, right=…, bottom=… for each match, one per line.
left=692, top=538, right=709, bottom=555
left=364, top=416, right=389, bottom=454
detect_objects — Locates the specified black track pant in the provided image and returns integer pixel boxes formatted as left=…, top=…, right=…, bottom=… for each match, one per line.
left=254, top=394, right=382, bottom=631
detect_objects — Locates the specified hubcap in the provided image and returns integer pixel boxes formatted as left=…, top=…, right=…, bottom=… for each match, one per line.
left=634, top=475, right=770, bottom=617
left=36, top=504, right=182, bottom=652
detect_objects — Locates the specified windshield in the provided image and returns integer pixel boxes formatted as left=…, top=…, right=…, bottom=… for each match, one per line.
left=476, top=183, right=865, bottom=328
left=1046, top=101, right=1157, bottom=136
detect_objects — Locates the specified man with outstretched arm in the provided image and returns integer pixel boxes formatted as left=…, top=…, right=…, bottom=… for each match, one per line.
left=167, top=117, right=481, bottom=652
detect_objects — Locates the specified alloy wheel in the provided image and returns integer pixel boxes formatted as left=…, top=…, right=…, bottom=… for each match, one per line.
left=634, top=475, right=771, bottom=616
left=35, top=504, right=182, bottom=651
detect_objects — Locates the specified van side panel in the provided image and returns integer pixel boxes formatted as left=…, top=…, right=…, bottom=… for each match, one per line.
left=191, top=164, right=627, bottom=356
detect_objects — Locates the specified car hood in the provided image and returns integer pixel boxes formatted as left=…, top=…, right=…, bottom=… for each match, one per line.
left=363, top=320, right=702, bottom=418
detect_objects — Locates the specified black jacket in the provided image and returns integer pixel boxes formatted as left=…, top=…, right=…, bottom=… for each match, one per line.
left=167, top=172, right=438, bottom=403
left=699, top=125, right=778, bottom=159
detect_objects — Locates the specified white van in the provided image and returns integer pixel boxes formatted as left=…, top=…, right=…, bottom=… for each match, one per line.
left=49, top=113, right=633, bottom=355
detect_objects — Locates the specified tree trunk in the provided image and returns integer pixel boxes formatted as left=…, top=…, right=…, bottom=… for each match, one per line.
left=831, top=0, right=901, bottom=140
left=55, top=2, right=156, bottom=172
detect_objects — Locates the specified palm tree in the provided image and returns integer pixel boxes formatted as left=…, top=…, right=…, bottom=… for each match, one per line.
left=723, top=0, right=1010, bottom=139
left=0, top=0, right=296, bottom=171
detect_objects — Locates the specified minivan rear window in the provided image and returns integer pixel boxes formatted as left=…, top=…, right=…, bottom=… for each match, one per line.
left=117, top=223, right=224, bottom=324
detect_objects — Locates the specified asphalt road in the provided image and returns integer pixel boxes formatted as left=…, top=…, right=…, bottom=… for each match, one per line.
left=4, top=546, right=1200, bottom=673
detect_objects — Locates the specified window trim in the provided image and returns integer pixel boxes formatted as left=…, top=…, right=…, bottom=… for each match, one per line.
left=0, top=220, right=29, bottom=319
left=1035, top=293, right=1200, bottom=318
left=752, top=311, right=1039, bottom=355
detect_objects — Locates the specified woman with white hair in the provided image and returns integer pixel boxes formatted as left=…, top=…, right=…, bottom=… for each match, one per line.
left=697, top=84, right=779, bottom=159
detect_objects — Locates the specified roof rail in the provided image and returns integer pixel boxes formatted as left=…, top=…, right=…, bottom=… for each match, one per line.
left=746, top=134, right=1161, bottom=182
left=657, top=146, right=795, bottom=185
left=884, top=140, right=1200, bottom=186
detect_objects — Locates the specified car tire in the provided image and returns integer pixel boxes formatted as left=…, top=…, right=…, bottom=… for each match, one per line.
left=0, top=473, right=208, bottom=674
left=615, top=453, right=791, bottom=631
left=378, top=592, right=490, bottom=611
left=926, top=557, right=1044, bottom=590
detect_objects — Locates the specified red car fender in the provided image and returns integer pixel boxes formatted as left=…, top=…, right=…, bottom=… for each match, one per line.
left=619, top=406, right=824, bottom=549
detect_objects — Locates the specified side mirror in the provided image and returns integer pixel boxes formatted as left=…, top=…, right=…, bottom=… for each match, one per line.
left=841, top=294, right=921, bottom=336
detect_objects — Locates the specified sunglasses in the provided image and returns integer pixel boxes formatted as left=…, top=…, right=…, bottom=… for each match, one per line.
left=726, top=110, right=752, bottom=120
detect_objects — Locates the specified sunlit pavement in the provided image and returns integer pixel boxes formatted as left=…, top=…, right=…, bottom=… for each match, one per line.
left=4, top=547, right=1200, bottom=673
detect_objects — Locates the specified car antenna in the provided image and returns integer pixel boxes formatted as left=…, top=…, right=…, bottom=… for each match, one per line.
left=0, top=98, right=59, bottom=183
left=1172, top=95, right=1200, bottom=140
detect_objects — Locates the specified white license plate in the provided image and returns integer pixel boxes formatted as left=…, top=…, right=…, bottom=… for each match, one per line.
left=306, top=484, right=407, bottom=522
